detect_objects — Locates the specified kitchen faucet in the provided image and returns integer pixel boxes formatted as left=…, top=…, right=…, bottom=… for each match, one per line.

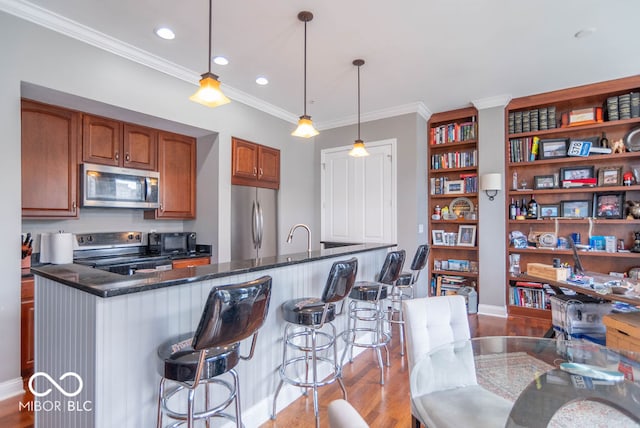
left=286, top=224, right=311, bottom=253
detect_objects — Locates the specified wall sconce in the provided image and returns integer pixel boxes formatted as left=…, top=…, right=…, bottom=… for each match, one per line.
left=480, top=173, right=502, bottom=201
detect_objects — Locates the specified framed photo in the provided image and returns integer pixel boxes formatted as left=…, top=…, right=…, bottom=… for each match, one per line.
left=456, top=225, right=476, bottom=247
left=560, top=199, right=592, bottom=218
left=533, top=175, right=556, bottom=189
left=444, top=180, right=464, bottom=194
left=432, top=229, right=445, bottom=245
left=597, top=166, right=623, bottom=186
left=539, top=204, right=560, bottom=218
left=593, top=192, right=625, bottom=219
left=539, top=138, right=568, bottom=159
left=560, top=165, right=595, bottom=181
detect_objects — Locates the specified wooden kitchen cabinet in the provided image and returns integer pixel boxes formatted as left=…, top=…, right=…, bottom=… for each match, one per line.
left=231, top=137, right=280, bottom=189
left=21, top=277, right=34, bottom=377
left=21, top=99, right=80, bottom=218
left=172, top=256, right=211, bottom=269
left=82, top=114, right=157, bottom=170
left=145, top=131, right=196, bottom=219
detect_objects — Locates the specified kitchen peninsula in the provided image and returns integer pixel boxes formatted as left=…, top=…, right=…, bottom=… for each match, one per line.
left=30, top=243, right=394, bottom=428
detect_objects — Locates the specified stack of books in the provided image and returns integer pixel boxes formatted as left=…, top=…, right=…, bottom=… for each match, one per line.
left=606, top=92, right=640, bottom=121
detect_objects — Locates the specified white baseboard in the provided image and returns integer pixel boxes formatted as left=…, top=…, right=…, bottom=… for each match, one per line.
left=478, top=304, right=507, bottom=318
left=0, top=377, right=24, bottom=401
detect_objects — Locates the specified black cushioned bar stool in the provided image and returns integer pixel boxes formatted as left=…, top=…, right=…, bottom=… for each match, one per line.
left=271, top=257, right=358, bottom=428
left=387, top=244, right=429, bottom=356
left=156, top=276, right=272, bottom=428
left=341, top=250, right=405, bottom=385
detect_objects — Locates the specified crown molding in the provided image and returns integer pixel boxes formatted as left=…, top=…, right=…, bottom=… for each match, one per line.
left=0, top=0, right=298, bottom=123
left=472, top=94, right=512, bottom=110
left=317, top=101, right=431, bottom=130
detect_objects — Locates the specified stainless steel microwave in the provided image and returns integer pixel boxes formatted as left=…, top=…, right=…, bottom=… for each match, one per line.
left=81, top=163, right=160, bottom=209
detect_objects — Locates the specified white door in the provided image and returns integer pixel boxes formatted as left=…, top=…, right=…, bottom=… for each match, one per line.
left=321, top=139, right=397, bottom=244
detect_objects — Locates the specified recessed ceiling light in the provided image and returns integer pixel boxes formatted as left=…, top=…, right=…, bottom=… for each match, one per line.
left=574, top=27, right=596, bottom=38
left=154, top=27, right=175, bottom=40
left=213, top=56, right=229, bottom=65
left=256, top=76, right=269, bottom=86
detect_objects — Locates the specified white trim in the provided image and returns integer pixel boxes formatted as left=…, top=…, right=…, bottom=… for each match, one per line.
left=477, top=304, right=507, bottom=318
left=472, top=94, right=512, bottom=110
left=318, top=102, right=431, bottom=130
left=0, top=377, right=25, bottom=400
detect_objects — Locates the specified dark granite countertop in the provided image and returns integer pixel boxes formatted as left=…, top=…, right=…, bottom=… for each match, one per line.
left=31, top=243, right=395, bottom=298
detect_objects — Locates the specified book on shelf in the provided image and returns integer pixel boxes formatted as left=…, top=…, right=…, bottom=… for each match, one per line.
left=631, top=92, right=640, bottom=118
left=539, top=107, right=548, bottom=130
left=530, top=109, right=539, bottom=132
left=619, top=94, right=632, bottom=120
left=508, top=112, right=515, bottom=134
left=547, top=106, right=557, bottom=128
left=606, top=96, right=620, bottom=121
left=522, top=110, right=531, bottom=133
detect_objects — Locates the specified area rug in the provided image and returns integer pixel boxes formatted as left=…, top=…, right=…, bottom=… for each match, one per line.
left=474, top=352, right=638, bottom=428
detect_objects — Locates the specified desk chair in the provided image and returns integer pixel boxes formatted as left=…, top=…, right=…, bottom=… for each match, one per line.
left=272, top=257, right=358, bottom=428
left=156, top=276, right=272, bottom=428
left=341, top=250, right=405, bottom=385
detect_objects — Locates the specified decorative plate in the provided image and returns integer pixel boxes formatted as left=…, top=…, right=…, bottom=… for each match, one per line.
left=625, top=127, right=640, bottom=152
left=449, top=197, right=474, bottom=219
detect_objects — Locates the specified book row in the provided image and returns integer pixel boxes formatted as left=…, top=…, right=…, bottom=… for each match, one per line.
left=430, top=120, right=477, bottom=144
left=430, top=174, right=478, bottom=195
left=508, top=106, right=557, bottom=134
left=509, top=282, right=556, bottom=310
left=606, top=92, right=640, bottom=121
left=433, top=258, right=478, bottom=273
left=430, top=149, right=478, bottom=170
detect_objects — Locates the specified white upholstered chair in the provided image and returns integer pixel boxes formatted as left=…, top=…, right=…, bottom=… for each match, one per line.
left=327, top=399, right=369, bottom=428
left=403, top=295, right=512, bottom=428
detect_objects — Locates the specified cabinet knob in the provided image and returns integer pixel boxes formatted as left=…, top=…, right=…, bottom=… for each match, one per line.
left=253, top=167, right=257, bottom=176
left=125, top=153, right=130, bottom=162
left=259, top=168, right=263, bottom=177
left=115, top=152, right=119, bottom=161
left=160, top=203, right=164, bottom=212
left=72, top=200, right=76, bottom=211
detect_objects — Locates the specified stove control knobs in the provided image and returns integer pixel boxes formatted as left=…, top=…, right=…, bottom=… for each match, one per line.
left=128, top=233, right=134, bottom=240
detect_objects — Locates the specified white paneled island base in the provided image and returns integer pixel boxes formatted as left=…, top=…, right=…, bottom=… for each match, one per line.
left=32, top=245, right=390, bottom=427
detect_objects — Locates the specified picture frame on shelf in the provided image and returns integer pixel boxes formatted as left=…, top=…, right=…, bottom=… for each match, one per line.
left=539, top=139, right=568, bottom=159
left=432, top=229, right=445, bottom=245
left=444, top=179, right=465, bottom=194
left=533, top=175, right=556, bottom=189
left=560, top=199, right=592, bottom=218
left=456, top=225, right=476, bottom=247
left=560, top=166, right=595, bottom=181
left=597, top=166, right=623, bottom=186
left=539, top=204, right=560, bottom=218
left=593, top=192, right=625, bottom=219
left=631, top=164, right=640, bottom=184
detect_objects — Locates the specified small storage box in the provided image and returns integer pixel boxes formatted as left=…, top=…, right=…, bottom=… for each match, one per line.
left=527, top=263, right=567, bottom=282
left=603, top=312, right=640, bottom=353
left=550, top=294, right=612, bottom=335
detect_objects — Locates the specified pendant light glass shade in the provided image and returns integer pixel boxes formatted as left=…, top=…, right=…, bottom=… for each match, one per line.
left=190, top=0, right=230, bottom=108
left=190, top=72, right=230, bottom=107
left=292, top=11, right=318, bottom=138
left=292, top=115, right=319, bottom=138
left=349, top=59, right=369, bottom=157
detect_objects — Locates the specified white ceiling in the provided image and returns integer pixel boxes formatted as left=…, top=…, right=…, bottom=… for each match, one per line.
left=6, top=0, right=640, bottom=128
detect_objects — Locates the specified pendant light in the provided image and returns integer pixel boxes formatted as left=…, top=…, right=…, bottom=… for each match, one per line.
left=349, top=59, right=369, bottom=157
left=190, top=0, right=230, bottom=108
left=291, top=11, right=319, bottom=138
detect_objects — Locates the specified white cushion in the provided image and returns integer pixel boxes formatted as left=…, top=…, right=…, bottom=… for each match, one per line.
left=328, top=399, right=369, bottom=428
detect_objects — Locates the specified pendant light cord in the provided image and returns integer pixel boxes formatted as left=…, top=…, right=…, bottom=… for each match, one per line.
left=207, top=0, right=212, bottom=74
left=357, top=63, right=361, bottom=140
left=303, top=19, right=308, bottom=116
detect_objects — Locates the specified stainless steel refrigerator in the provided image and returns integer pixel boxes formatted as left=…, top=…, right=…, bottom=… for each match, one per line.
left=230, top=186, right=278, bottom=259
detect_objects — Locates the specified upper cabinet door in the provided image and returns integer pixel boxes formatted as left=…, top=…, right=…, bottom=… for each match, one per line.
left=123, top=124, right=157, bottom=170
left=21, top=99, right=80, bottom=218
left=231, top=137, right=280, bottom=189
left=82, top=114, right=122, bottom=167
left=145, top=131, right=196, bottom=219
left=231, top=137, right=259, bottom=181
left=258, top=145, right=280, bottom=189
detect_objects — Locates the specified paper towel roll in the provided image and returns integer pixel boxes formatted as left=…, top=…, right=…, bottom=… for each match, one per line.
left=49, top=232, right=74, bottom=264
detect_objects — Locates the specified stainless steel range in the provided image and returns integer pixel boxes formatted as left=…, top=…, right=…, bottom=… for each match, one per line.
left=73, top=231, right=173, bottom=275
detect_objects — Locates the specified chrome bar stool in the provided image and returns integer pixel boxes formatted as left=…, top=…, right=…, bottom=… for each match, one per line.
left=272, top=257, right=358, bottom=428
left=388, top=244, right=429, bottom=356
left=340, top=250, right=405, bottom=385
left=156, top=276, right=272, bottom=428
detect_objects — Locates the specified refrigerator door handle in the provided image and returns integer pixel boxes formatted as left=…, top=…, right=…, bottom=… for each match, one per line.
left=257, top=201, right=264, bottom=249
left=252, top=201, right=260, bottom=249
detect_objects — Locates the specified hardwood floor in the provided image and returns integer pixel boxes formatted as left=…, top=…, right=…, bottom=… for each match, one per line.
left=0, top=314, right=549, bottom=428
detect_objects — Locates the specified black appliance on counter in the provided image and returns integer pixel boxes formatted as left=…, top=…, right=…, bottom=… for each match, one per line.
left=73, top=231, right=175, bottom=276
left=148, top=232, right=197, bottom=256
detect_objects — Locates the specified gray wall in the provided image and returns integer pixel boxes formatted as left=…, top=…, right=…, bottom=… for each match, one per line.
left=313, top=113, right=430, bottom=295
left=0, top=11, right=315, bottom=392
left=477, top=106, right=507, bottom=312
